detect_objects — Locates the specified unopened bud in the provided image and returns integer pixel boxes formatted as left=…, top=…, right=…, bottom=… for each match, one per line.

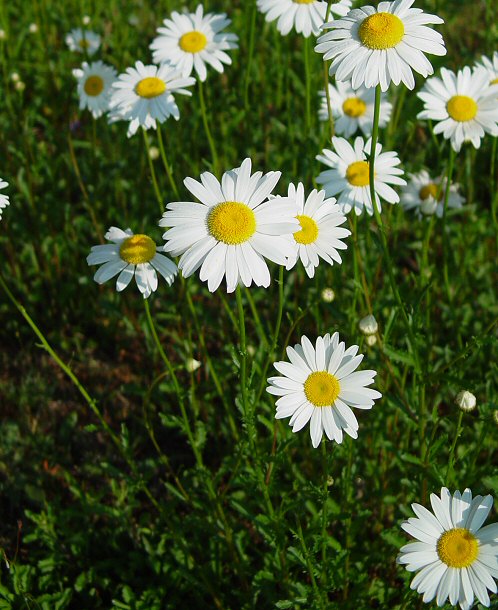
left=15, top=80, right=25, bottom=91
left=29, top=23, right=38, bottom=33
left=321, top=287, right=335, bottom=303
left=148, top=146, right=160, bottom=161
left=359, top=314, right=378, bottom=336
left=366, top=334, right=377, bottom=347
left=10, top=72, right=20, bottom=82
left=0, top=30, right=6, bottom=40
left=186, top=358, right=201, bottom=373
left=82, top=15, right=91, bottom=25
left=455, top=390, right=476, bottom=412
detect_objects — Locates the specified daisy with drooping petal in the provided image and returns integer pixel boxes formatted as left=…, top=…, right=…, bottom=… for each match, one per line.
left=110, top=61, right=196, bottom=137
left=318, top=81, right=392, bottom=137
left=417, top=67, right=498, bottom=152
left=257, top=0, right=352, bottom=38
left=87, top=227, right=178, bottom=298
left=401, top=169, right=465, bottom=218
left=398, top=487, right=498, bottom=610
left=0, top=179, right=10, bottom=220
left=316, top=136, right=406, bottom=215
left=65, top=28, right=101, bottom=56
left=160, top=158, right=299, bottom=293
left=476, top=51, right=498, bottom=85
left=150, top=5, right=238, bottom=82
left=315, top=0, right=446, bottom=92
left=73, top=61, right=117, bottom=118
left=281, top=183, right=350, bottom=278
left=267, top=333, right=381, bottom=448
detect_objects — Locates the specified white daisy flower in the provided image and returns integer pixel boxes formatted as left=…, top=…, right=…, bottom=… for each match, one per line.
left=65, top=28, right=101, bottom=56
left=318, top=81, right=392, bottom=137
left=476, top=51, right=498, bottom=85
left=267, top=333, right=381, bottom=448
left=316, top=136, right=406, bottom=215
left=398, top=487, right=498, bottom=610
left=401, top=169, right=464, bottom=218
left=72, top=61, right=117, bottom=119
left=315, top=0, right=446, bottom=92
left=282, top=183, right=350, bottom=278
left=87, top=227, right=177, bottom=298
left=257, top=0, right=352, bottom=38
left=150, top=5, right=238, bottom=82
left=160, top=158, right=299, bottom=293
left=417, top=67, right=498, bottom=153
left=0, top=179, right=10, bottom=220
left=109, top=61, right=195, bottom=137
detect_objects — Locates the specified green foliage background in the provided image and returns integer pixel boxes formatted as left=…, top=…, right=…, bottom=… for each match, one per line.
left=0, top=0, right=497, bottom=608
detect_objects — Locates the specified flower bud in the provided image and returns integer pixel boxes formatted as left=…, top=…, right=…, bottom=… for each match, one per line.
left=15, top=80, right=25, bottom=91
left=186, top=358, right=201, bottom=373
left=455, top=390, right=476, bottom=412
left=321, top=287, right=335, bottom=303
left=148, top=146, right=160, bottom=161
left=366, top=334, right=377, bottom=347
left=0, top=30, right=6, bottom=40
left=82, top=15, right=91, bottom=25
left=359, top=314, right=378, bottom=336
left=10, top=72, right=20, bottom=82
left=29, top=23, right=38, bottom=33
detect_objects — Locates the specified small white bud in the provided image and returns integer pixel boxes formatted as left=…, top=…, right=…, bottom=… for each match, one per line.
left=247, top=345, right=256, bottom=357
left=10, top=72, right=20, bottom=82
left=321, top=287, right=335, bottom=303
left=421, top=197, right=438, bottom=216
left=455, top=390, right=476, bottom=412
left=365, top=334, right=377, bottom=347
left=0, top=30, right=6, bottom=40
left=15, top=80, right=25, bottom=91
left=148, top=146, right=160, bottom=161
left=29, top=23, right=38, bottom=33
left=82, top=15, right=91, bottom=25
left=359, top=314, right=378, bottom=336
left=186, top=358, right=201, bottom=373
left=494, top=411, right=498, bottom=426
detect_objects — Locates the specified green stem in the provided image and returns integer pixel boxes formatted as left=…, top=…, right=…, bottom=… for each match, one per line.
left=157, top=126, right=180, bottom=200
left=142, top=129, right=163, bottom=213
left=490, top=136, right=497, bottom=232
left=445, top=410, right=464, bottom=486
left=295, top=518, right=325, bottom=610
left=198, top=80, right=220, bottom=175
left=322, top=1, right=334, bottom=139
left=304, top=37, right=312, bottom=132
left=441, top=145, right=456, bottom=302
left=243, top=1, right=257, bottom=110
left=236, top=287, right=249, bottom=428
left=369, top=85, right=421, bottom=374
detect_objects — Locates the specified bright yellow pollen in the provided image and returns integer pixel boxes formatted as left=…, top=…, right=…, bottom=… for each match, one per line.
left=79, top=39, right=90, bottom=49
left=491, top=77, right=498, bottom=85
left=294, top=215, right=319, bottom=245
left=342, top=97, right=367, bottom=118
left=135, top=77, right=166, bottom=99
left=119, top=234, right=157, bottom=264
left=84, top=75, right=104, bottom=96
left=419, top=183, right=442, bottom=201
left=437, top=528, right=479, bottom=568
left=446, top=95, right=478, bottom=122
left=293, top=0, right=315, bottom=3
left=207, top=201, right=256, bottom=245
left=304, top=371, right=341, bottom=407
left=179, top=30, right=208, bottom=53
left=359, top=13, right=405, bottom=50
left=346, top=161, right=370, bottom=187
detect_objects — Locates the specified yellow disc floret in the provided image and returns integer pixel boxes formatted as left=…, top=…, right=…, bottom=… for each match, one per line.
left=84, top=75, right=104, bottom=96
left=119, top=234, right=157, bottom=264
left=293, top=0, right=315, bottom=3
left=343, top=97, right=367, bottom=118
left=359, top=13, right=405, bottom=50
left=419, top=183, right=442, bottom=201
left=135, top=77, right=166, bottom=99
left=304, top=371, right=341, bottom=407
left=491, top=77, right=498, bottom=85
left=207, top=201, right=257, bottom=245
left=179, top=31, right=208, bottom=53
left=79, top=39, right=90, bottom=49
left=294, top=215, right=319, bottom=245
left=446, top=95, right=478, bottom=122
left=346, top=161, right=370, bottom=187
left=437, top=528, right=479, bottom=568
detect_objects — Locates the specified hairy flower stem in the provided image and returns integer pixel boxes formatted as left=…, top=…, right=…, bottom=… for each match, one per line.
left=441, top=145, right=456, bottom=302
left=445, top=410, right=464, bottom=486
left=157, top=126, right=180, bottom=200
left=142, top=128, right=164, bottom=213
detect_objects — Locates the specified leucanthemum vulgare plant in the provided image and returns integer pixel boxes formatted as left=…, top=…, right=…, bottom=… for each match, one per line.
left=1, top=1, right=497, bottom=609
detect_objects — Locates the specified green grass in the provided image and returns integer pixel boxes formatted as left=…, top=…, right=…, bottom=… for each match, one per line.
left=0, top=0, right=497, bottom=608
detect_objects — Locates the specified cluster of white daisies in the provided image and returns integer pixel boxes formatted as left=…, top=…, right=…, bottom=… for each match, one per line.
left=68, top=5, right=238, bottom=137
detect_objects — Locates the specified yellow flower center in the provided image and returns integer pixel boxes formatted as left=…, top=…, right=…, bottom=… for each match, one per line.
left=419, top=183, right=442, bottom=201
left=207, top=201, right=256, bottom=245
left=119, top=234, right=157, bottom=264
left=179, top=30, right=208, bottom=53
left=491, top=77, right=498, bottom=85
left=359, top=13, right=405, bottom=50
left=79, top=39, right=90, bottom=49
left=304, top=371, right=341, bottom=407
left=446, top=95, right=478, bottom=122
left=437, top=528, right=479, bottom=569
left=84, top=75, right=104, bottom=96
left=293, top=0, right=315, bottom=3
left=294, top=215, right=319, bottom=245
left=135, top=77, right=166, bottom=99
left=342, top=97, right=367, bottom=118
left=346, top=160, right=370, bottom=187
